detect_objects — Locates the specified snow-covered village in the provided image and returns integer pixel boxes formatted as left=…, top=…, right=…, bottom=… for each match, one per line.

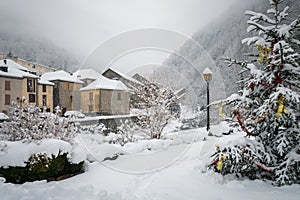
left=0, top=0, right=299, bottom=199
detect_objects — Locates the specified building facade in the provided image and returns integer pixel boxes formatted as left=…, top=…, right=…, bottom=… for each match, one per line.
left=38, top=79, right=54, bottom=112
left=41, top=70, right=83, bottom=115
left=52, top=80, right=82, bottom=113
left=80, top=76, right=130, bottom=115
left=0, top=59, right=39, bottom=114
left=0, top=77, right=22, bottom=114
left=81, top=89, right=130, bottom=115
left=7, top=57, right=56, bottom=76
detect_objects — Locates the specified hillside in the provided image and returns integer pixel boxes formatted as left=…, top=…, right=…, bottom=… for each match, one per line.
left=0, top=31, right=79, bottom=71
left=158, top=0, right=299, bottom=107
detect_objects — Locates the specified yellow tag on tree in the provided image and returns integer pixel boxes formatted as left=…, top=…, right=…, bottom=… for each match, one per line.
left=217, top=160, right=223, bottom=171
left=276, top=96, right=289, bottom=118
left=257, top=45, right=272, bottom=64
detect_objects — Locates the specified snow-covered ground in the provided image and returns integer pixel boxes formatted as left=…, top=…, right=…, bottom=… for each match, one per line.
left=0, top=123, right=300, bottom=200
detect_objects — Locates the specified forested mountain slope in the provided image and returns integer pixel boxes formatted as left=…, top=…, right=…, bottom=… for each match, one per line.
left=0, top=31, right=79, bottom=71
left=159, top=0, right=299, bottom=107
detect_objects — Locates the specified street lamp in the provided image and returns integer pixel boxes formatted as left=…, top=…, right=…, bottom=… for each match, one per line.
left=203, top=68, right=213, bottom=131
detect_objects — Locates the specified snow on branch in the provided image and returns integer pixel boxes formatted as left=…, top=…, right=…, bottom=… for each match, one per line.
left=278, top=6, right=289, bottom=21
left=242, top=36, right=268, bottom=46
left=245, top=10, right=276, bottom=25
left=223, top=57, right=249, bottom=68
left=247, top=20, right=275, bottom=34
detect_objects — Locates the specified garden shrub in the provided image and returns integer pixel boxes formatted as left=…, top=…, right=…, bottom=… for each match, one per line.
left=0, top=151, right=84, bottom=184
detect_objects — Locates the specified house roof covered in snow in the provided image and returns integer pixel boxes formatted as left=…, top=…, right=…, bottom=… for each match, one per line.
left=102, top=67, right=143, bottom=86
left=80, top=75, right=130, bottom=91
left=72, top=68, right=100, bottom=80
left=132, top=73, right=151, bottom=85
left=41, top=70, right=83, bottom=84
left=0, top=59, right=29, bottom=72
left=0, top=59, right=38, bottom=79
left=38, top=77, right=55, bottom=86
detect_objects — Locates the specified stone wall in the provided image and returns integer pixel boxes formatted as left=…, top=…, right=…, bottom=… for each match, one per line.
left=100, top=89, right=130, bottom=115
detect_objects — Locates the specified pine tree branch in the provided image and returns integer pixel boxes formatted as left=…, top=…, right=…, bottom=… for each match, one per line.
left=223, top=57, right=249, bottom=69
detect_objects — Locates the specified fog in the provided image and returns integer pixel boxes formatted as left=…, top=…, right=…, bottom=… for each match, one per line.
left=0, top=0, right=240, bottom=57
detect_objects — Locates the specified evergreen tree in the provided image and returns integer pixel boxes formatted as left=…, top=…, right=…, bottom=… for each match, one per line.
left=211, top=0, right=300, bottom=186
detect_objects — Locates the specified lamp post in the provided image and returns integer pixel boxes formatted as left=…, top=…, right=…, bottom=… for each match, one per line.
left=203, top=68, right=213, bottom=131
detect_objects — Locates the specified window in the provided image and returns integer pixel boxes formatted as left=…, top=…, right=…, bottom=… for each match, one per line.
left=117, top=93, right=121, bottom=101
left=42, top=95, right=47, bottom=106
left=64, top=82, right=73, bottom=91
left=27, top=79, right=36, bottom=92
left=68, top=83, right=73, bottom=91
left=63, top=82, right=68, bottom=90
left=29, top=94, right=36, bottom=103
left=70, top=96, right=73, bottom=103
left=42, top=85, right=47, bottom=93
left=5, top=95, right=10, bottom=105
left=89, top=92, right=93, bottom=101
left=5, top=81, right=10, bottom=90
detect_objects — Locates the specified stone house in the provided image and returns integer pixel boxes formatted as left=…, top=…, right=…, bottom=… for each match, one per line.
left=102, top=68, right=146, bottom=108
left=41, top=70, right=83, bottom=114
left=0, top=59, right=39, bottom=114
left=80, top=75, right=131, bottom=115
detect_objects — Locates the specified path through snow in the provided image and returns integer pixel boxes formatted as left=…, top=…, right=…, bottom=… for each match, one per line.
left=1, top=127, right=300, bottom=199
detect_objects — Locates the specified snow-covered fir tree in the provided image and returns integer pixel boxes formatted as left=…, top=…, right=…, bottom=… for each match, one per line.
left=211, top=0, right=300, bottom=186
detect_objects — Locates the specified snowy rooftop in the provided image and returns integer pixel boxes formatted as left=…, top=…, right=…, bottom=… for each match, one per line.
left=38, top=77, right=55, bottom=86
left=41, top=70, right=83, bottom=84
left=0, top=59, right=38, bottom=79
left=72, top=68, right=100, bottom=80
left=80, top=75, right=130, bottom=91
left=103, top=67, right=143, bottom=86
left=0, top=59, right=29, bottom=71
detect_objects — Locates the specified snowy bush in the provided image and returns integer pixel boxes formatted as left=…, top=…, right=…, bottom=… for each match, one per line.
left=114, top=120, right=138, bottom=145
left=0, top=102, right=77, bottom=143
left=0, top=151, right=84, bottom=184
left=211, top=0, right=300, bottom=186
left=79, top=123, right=107, bottom=135
left=134, top=83, right=181, bottom=139
left=209, top=142, right=274, bottom=181
left=101, top=120, right=138, bottom=146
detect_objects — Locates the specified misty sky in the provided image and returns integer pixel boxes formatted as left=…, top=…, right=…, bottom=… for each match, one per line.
left=0, top=0, right=240, bottom=72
